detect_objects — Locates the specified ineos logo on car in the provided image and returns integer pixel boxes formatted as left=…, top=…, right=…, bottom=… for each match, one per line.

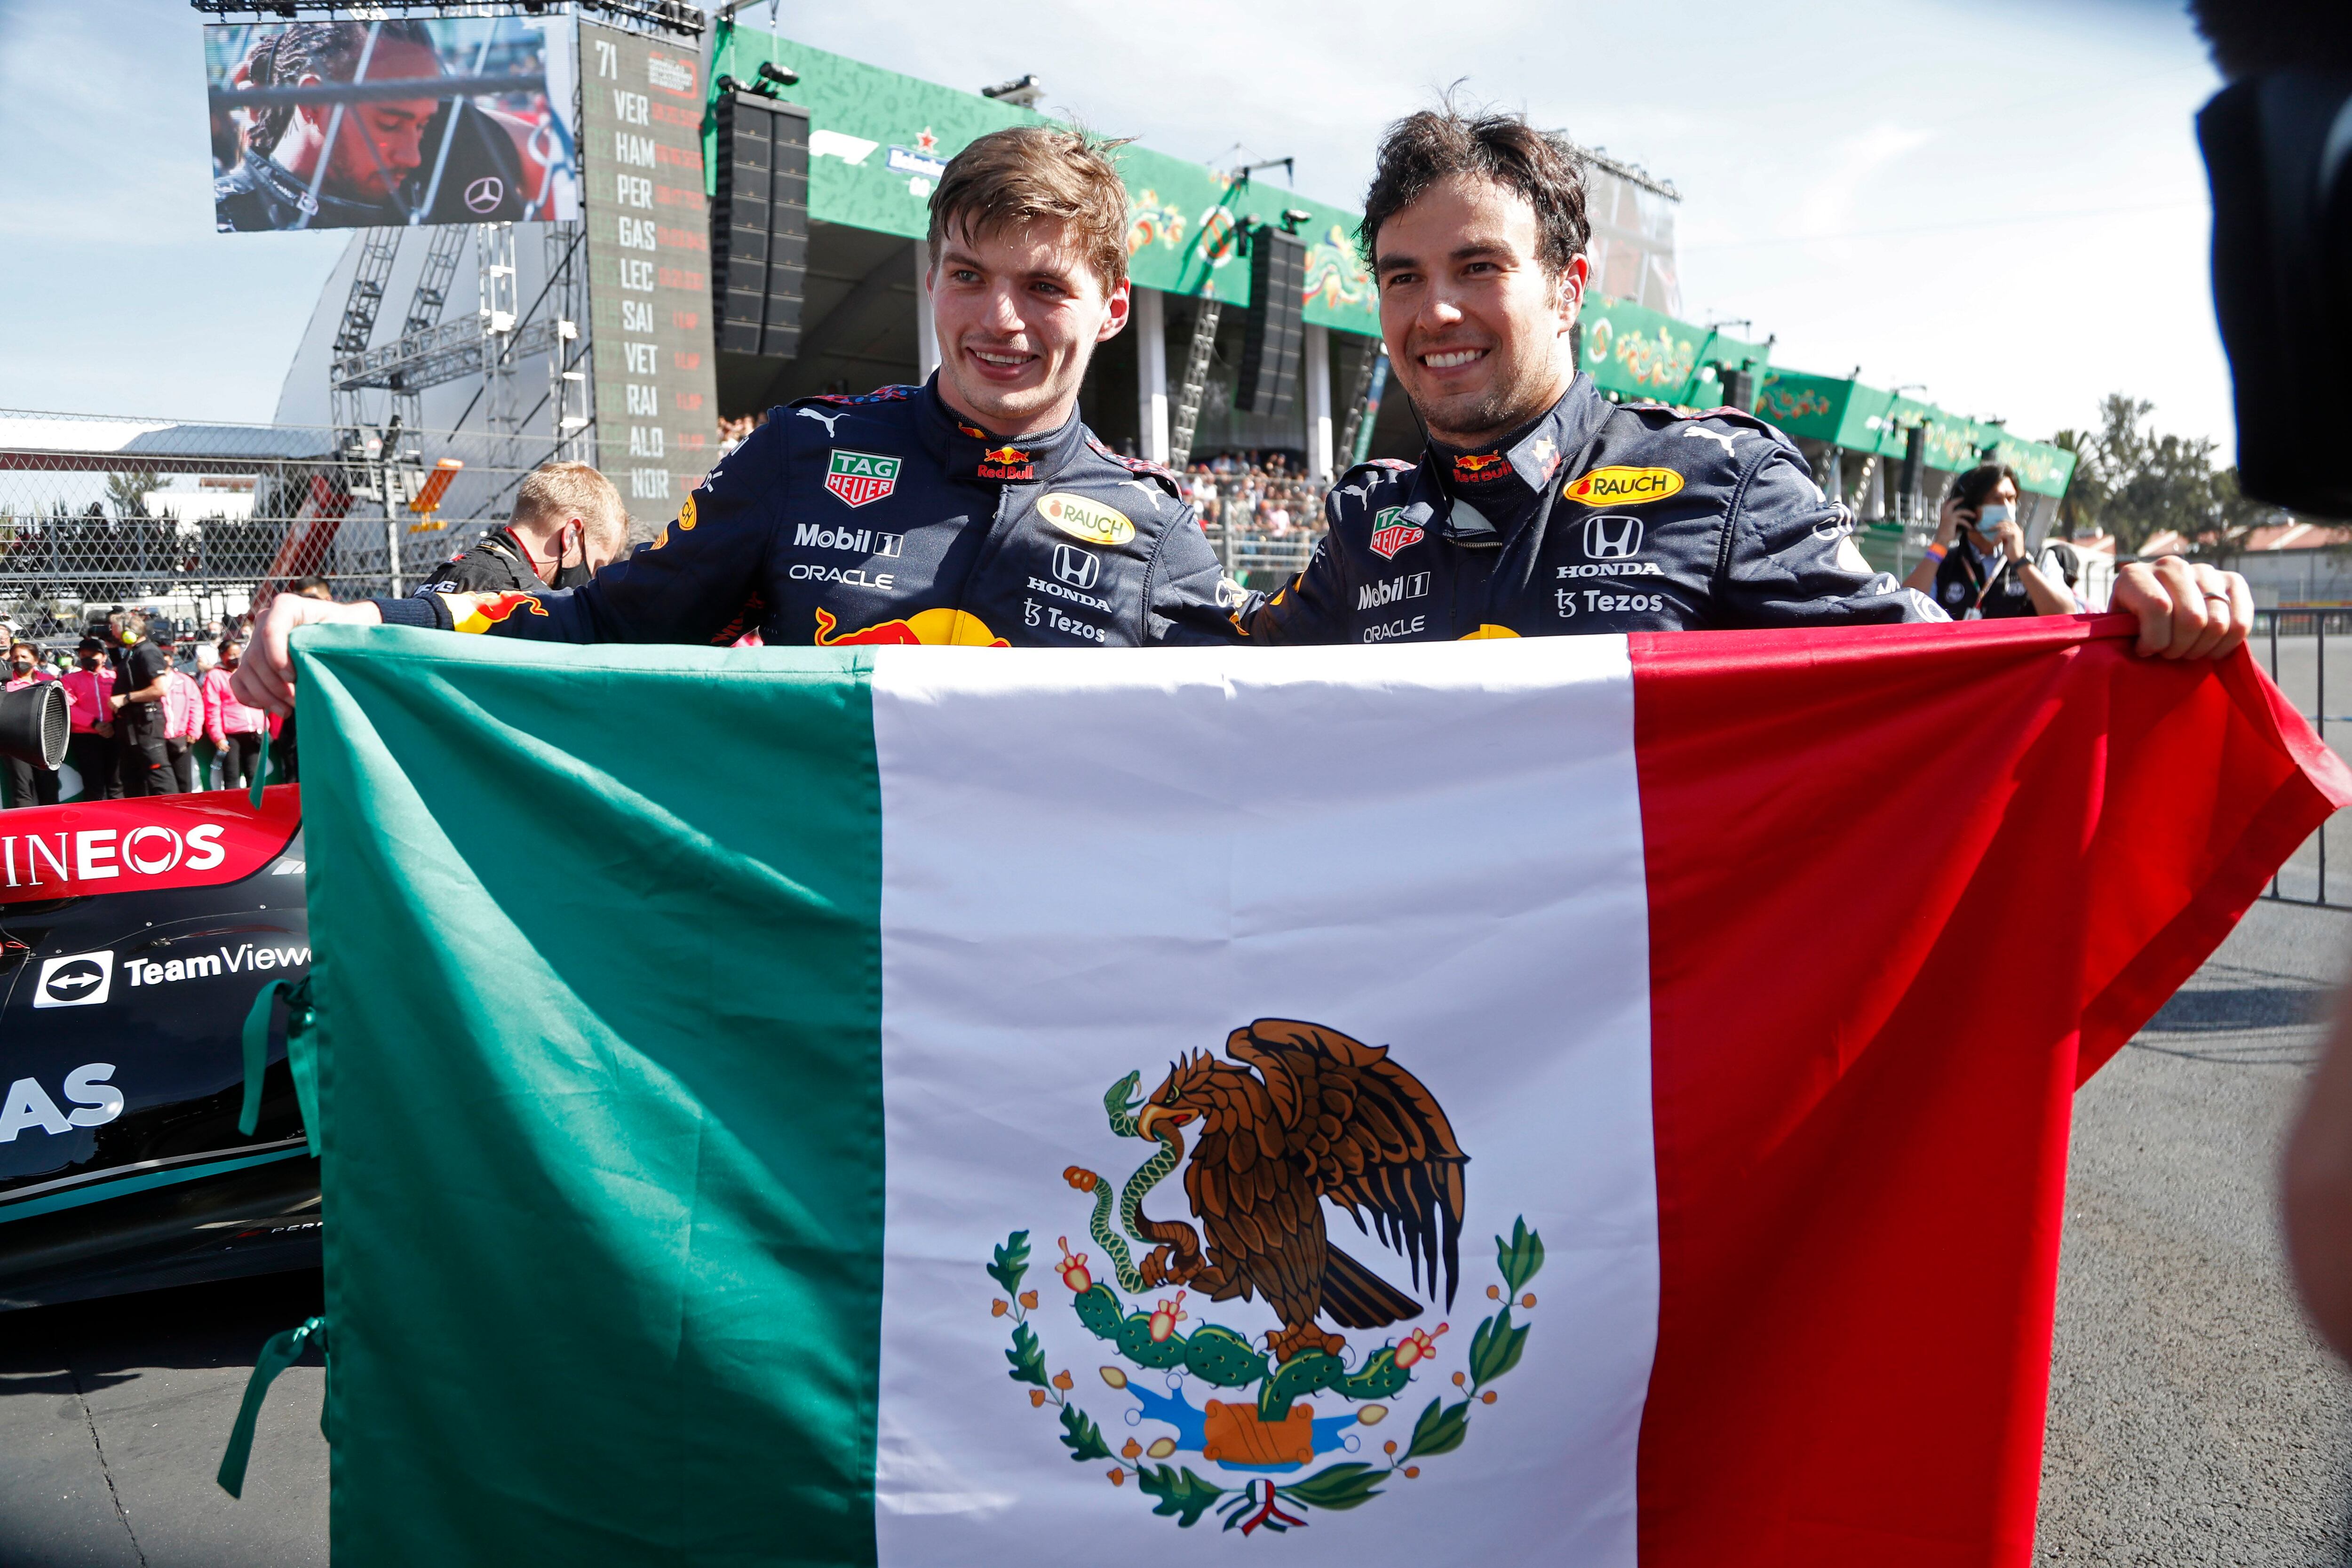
left=34, top=950, right=113, bottom=1009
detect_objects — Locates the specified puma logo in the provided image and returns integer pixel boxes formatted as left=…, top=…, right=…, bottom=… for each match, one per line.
left=1115, top=478, right=1165, bottom=513
left=1682, top=425, right=1739, bottom=457
left=796, top=407, right=845, bottom=436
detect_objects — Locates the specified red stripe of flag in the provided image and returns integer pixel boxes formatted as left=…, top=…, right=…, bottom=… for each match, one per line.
left=1628, top=614, right=2351, bottom=1564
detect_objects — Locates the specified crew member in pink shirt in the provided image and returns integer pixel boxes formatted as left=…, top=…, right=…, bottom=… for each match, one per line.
left=204, top=637, right=270, bottom=790
left=57, top=635, right=117, bottom=801
left=164, top=659, right=204, bottom=793
left=3, top=640, right=59, bottom=809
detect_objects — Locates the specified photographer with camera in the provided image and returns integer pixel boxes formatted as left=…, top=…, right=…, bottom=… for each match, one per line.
left=1904, top=461, right=2078, bottom=620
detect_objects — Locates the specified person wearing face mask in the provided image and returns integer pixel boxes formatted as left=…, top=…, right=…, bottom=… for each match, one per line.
left=1905, top=462, right=2078, bottom=620
left=58, top=635, right=118, bottom=801
left=414, top=463, right=629, bottom=597
left=1, top=640, right=60, bottom=810
left=162, top=654, right=206, bottom=793
left=203, top=637, right=270, bottom=790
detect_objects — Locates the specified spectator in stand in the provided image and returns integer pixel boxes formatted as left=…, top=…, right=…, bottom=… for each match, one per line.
left=205, top=637, right=269, bottom=791
left=3, top=641, right=60, bottom=810
left=163, top=659, right=205, bottom=792
left=1904, top=462, right=2078, bottom=620
left=59, top=636, right=117, bottom=801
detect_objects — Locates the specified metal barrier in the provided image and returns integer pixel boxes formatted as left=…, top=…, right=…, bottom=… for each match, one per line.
left=2255, top=607, right=2351, bottom=907
left=0, top=409, right=560, bottom=644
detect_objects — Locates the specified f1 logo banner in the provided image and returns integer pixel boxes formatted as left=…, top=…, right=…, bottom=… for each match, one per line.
left=581, top=21, right=722, bottom=514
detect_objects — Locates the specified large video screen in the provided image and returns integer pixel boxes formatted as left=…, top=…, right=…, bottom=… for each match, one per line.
left=206, top=17, right=578, bottom=232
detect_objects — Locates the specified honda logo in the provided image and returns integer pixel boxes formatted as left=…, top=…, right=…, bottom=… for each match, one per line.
left=1051, top=542, right=1100, bottom=590
left=1583, top=514, right=1644, bottom=559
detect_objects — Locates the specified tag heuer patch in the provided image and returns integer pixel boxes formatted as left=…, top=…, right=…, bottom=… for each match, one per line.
left=826, top=450, right=902, bottom=508
left=1368, top=506, right=1424, bottom=560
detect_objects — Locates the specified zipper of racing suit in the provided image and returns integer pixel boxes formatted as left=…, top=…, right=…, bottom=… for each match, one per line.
left=1480, top=469, right=1573, bottom=631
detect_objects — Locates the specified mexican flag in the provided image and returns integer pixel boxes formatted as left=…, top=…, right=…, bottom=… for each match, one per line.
left=279, top=618, right=2344, bottom=1567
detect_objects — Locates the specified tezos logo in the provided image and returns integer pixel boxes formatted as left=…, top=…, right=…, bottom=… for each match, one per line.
left=1582, top=514, right=1645, bottom=560
left=1563, top=466, right=1685, bottom=508
left=1051, top=542, right=1101, bottom=590
left=34, top=950, right=112, bottom=1009
left=464, top=176, right=505, bottom=214
left=825, top=450, right=903, bottom=508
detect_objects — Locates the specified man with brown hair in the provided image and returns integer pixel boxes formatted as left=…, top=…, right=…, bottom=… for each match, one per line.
left=418, top=462, right=629, bottom=595
left=232, top=126, right=1235, bottom=709
left=1240, top=106, right=2251, bottom=658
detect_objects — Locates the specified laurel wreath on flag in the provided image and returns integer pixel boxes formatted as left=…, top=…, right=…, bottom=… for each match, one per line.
left=986, top=1216, right=1546, bottom=1536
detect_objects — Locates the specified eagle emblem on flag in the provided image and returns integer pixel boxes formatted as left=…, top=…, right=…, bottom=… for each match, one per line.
left=987, top=1019, right=1546, bottom=1534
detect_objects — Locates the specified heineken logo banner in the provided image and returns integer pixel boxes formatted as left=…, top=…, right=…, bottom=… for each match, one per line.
left=289, top=620, right=2344, bottom=1565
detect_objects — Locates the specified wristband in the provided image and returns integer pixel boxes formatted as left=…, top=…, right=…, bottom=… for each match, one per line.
left=1922, top=543, right=1947, bottom=562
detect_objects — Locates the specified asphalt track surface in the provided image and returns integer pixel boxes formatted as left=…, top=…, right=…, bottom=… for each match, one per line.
left=2, top=901, right=2349, bottom=1565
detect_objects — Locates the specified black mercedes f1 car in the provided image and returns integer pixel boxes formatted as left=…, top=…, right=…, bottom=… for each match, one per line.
left=0, top=784, right=317, bottom=1310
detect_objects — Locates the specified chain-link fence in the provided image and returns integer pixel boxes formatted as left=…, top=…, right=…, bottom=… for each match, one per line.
left=2257, top=607, right=2352, bottom=908
left=0, top=409, right=565, bottom=648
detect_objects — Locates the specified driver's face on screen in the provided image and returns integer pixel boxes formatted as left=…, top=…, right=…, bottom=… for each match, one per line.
left=303, top=38, right=442, bottom=200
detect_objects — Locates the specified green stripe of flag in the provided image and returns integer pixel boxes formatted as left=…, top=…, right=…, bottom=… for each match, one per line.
left=297, top=628, right=886, bottom=1567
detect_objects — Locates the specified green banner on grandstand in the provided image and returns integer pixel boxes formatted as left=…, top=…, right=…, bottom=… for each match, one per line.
left=707, top=24, right=1380, bottom=337
left=1577, top=297, right=1773, bottom=411
left=1756, top=370, right=2077, bottom=498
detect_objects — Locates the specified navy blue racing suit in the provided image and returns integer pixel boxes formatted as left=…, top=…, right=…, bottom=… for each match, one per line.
left=1239, top=375, right=1944, bottom=644
left=375, top=379, right=1237, bottom=649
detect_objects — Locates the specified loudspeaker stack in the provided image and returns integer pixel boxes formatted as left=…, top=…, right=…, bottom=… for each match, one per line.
left=711, top=92, right=810, bottom=358
left=1236, top=227, right=1306, bottom=417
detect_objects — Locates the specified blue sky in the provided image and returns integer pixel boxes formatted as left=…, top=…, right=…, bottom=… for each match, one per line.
left=0, top=0, right=2228, bottom=451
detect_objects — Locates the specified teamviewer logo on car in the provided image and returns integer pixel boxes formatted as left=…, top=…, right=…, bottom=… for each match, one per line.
left=34, top=951, right=113, bottom=1009
left=1584, top=515, right=1644, bottom=559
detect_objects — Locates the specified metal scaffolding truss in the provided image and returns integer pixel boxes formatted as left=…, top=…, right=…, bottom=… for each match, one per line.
left=185, top=1, right=705, bottom=38
left=401, top=226, right=471, bottom=340
left=1168, top=301, right=1224, bottom=470
left=334, top=313, right=566, bottom=398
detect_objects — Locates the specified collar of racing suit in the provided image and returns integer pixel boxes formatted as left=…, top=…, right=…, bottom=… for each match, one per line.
left=913, top=374, right=1090, bottom=486
left=1410, top=374, right=1614, bottom=547
left=234, top=148, right=399, bottom=227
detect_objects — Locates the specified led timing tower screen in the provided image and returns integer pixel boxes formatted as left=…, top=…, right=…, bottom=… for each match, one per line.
left=579, top=20, right=721, bottom=506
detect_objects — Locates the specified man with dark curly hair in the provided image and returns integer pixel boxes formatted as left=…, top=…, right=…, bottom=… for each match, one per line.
left=1238, top=105, right=2252, bottom=661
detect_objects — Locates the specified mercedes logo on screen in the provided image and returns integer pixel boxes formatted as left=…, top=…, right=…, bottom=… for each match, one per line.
left=34, top=951, right=114, bottom=1009
left=464, top=176, right=506, bottom=214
